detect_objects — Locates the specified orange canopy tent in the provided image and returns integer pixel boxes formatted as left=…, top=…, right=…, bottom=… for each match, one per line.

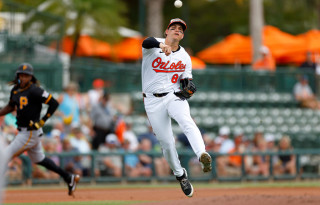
left=197, top=33, right=252, bottom=64
left=59, top=36, right=206, bottom=67
left=286, top=29, right=320, bottom=64
left=263, top=26, right=306, bottom=64
left=197, top=25, right=315, bottom=65
left=111, top=37, right=144, bottom=62
left=301, top=29, right=320, bottom=52
left=61, top=35, right=112, bottom=57
left=191, top=56, right=206, bottom=69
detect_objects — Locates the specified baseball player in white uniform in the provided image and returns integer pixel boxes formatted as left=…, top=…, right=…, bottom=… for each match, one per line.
left=141, top=18, right=212, bottom=197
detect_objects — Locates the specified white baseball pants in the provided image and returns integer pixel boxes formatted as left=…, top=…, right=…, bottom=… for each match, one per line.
left=0, top=137, right=6, bottom=204
left=144, top=92, right=206, bottom=177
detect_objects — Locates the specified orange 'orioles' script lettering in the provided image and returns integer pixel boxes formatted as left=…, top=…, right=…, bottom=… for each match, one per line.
left=152, top=57, right=186, bottom=73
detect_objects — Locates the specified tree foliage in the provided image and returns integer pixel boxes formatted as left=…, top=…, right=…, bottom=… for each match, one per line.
left=162, top=0, right=320, bottom=53
left=264, top=0, right=319, bottom=34
left=8, top=0, right=127, bottom=57
left=4, top=0, right=320, bottom=55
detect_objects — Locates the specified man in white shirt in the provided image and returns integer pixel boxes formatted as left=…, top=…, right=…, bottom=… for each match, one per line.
left=293, top=75, right=320, bottom=109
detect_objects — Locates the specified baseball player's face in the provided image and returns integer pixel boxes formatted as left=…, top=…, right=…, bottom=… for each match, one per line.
left=166, top=24, right=184, bottom=41
left=18, top=73, right=32, bottom=88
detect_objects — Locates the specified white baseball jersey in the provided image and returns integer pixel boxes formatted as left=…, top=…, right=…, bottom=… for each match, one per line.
left=142, top=38, right=192, bottom=94
left=141, top=37, right=206, bottom=177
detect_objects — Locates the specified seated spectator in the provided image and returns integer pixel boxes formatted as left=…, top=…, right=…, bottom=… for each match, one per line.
left=98, top=134, right=122, bottom=177
left=138, top=122, right=159, bottom=151
left=123, top=123, right=139, bottom=151
left=154, top=156, right=171, bottom=177
left=214, top=129, right=247, bottom=177
left=177, top=127, right=210, bottom=176
left=265, top=133, right=277, bottom=152
left=246, top=137, right=269, bottom=177
left=51, top=121, right=67, bottom=140
left=293, top=75, right=320, bottom=109
left=46, top=129, right=63, bottom=153
left=252, top=46, right=276, bottom=72
left=123, top=138, right=155, bottom=177
left=61, top=138, right=83, bottom=176
left=67, top=125, right=92, bottom=176
left=211, top=136, right=223, bottom=153
left=218, top=126, right=235, bottom=154
left=136, top=138, right=153, bottom=177
left=274, top=135, right=296, bottom=175
left=215, top=126, right=235, bottom=177
left=32, top=163, right=60, bottom=180
left=90, top=92, right=116, bottom=150
left=33, top=138, right=60, bottom=180
left=299, top=51, right=316, bottom=72
left=227, top=130, right=245, bottom=176
left=68, top=126, right=91, bottom=154
left=252, top=131, right=264, bottom=149
left=265, top=133, right=279, bottom=168
left=43, top=138, right=60, bottom=165
left=122, top=138, right=140, bottom=176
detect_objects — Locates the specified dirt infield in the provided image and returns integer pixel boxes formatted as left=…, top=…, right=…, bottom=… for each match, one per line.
left=4, top=186, right=320, bottom=204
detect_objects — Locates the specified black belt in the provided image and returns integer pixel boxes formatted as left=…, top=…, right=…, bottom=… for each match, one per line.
left=18, top=127, right=36, bottom=131
left=143, top=93, right=169, bottom=98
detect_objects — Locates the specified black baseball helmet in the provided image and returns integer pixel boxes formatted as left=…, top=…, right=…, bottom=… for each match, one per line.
left=16, top=63, right=34, bottom=76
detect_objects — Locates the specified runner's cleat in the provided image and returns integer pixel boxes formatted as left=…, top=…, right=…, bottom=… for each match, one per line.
left=176, top=168, right=194, bottom=197
left=199, top=152, right=212, bottom=173
left=68, top=174, right=80, bottom=197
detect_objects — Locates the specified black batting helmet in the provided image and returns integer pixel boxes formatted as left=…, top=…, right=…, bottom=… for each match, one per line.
left=16, top=63, right=34, bottom=76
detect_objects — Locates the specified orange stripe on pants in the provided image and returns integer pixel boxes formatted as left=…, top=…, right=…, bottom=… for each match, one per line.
left=13, top=131, right=33, bottom=158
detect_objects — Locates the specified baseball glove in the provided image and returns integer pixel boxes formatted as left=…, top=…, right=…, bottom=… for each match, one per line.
left=174, top=78, right=197, bottom=100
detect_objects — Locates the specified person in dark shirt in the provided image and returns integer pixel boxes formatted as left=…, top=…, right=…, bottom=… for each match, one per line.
left=300, top=51, right=316, bottom=72
left=274, top=135, right=296, bottom=175
left=0, top=63, right=80, bottom=196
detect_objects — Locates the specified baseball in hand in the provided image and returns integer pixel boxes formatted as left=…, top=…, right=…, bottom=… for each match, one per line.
left=174, top=0, right=182, bottom=8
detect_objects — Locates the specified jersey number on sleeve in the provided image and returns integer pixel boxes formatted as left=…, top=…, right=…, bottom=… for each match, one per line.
left=171, top=74, right=179, bottom=83
left=19, top=96, right=28, bottom=110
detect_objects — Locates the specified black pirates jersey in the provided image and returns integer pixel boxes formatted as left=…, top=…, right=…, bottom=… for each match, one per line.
left=9, top=83, right=52, bottom=127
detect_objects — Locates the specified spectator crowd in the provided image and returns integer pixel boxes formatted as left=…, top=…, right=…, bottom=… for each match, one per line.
left=0, top=78, right=303, bottom=183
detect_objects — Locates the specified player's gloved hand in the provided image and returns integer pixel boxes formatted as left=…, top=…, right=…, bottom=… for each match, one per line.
left=174, top=79, right=197, bottom=100
left=29, top=119, right=45, bottom=130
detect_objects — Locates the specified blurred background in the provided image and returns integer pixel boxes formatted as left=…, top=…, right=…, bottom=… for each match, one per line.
left=1, top=0, right=320, bottom=185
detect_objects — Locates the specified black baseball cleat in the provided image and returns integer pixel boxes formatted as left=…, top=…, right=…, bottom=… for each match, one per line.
left=199, top=152, right=212, bottom=173
left=176, top=168, right=194, bottom=197
left=68, top=174, right=80, bottom=197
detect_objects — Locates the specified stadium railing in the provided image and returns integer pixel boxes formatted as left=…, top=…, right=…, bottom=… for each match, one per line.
left=9, top=149, right=320, bottom=185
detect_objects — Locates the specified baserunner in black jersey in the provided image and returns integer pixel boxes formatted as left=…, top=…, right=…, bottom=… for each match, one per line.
left=0, top=63, right=80, bottom=196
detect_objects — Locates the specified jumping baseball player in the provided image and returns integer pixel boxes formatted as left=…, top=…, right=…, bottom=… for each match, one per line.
left=0, top=63, right=80, bottom=197
left=141, top=18, right=212, bottom=197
